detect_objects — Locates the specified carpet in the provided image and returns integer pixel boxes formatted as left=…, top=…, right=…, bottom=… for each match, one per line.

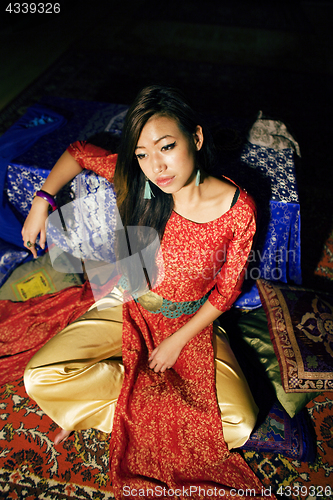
left=0, top=379, right=114, bottom=499
left=0, top=380, right=332, bottom=499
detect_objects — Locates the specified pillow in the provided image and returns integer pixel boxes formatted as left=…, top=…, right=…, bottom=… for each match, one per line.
left=241, top=400, right=316, bottom=462
left=233, top=307, right=319, bottom=418
left=0, top=252, right=83, bottom=301
left=247, top=110, right=301, bottom=157
left=257, top=279, right=333, bottom=393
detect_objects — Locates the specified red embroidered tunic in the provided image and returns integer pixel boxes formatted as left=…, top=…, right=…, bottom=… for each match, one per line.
left=67, top=141, right=275, bottom=500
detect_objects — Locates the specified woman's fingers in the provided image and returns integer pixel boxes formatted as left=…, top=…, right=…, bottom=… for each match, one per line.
left=148, top=337, right=181, bottom=373
left=22, top=226, right=38, bottom=256
left=149, top=349, right=173, bottom=372
left=39, top=227, right=46, bottom=250
left=149, top=352, right=161, bottom=372
left=148, top=347, right=157, bottom=362
left=24, top=239, right=38, bottom=258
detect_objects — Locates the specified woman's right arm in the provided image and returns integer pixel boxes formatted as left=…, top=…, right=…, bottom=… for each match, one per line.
left=21, top=150, right=83, bottom=258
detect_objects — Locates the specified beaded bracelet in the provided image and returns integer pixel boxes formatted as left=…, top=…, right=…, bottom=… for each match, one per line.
left=34, top=190, right=57, bottom=211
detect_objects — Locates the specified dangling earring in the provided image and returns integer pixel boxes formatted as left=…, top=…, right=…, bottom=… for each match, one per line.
left=144, top=178, right=154, bottom=199
left=195, top=169, right=201, bottom=186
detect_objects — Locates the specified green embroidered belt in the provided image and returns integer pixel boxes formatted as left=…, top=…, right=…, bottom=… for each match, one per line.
left=117, top=276, right=209, bottom=318
left=135, top=290, right=209, bottom=318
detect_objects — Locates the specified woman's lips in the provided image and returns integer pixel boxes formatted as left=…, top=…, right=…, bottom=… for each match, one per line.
left=156, top=176, right=175, bottom=187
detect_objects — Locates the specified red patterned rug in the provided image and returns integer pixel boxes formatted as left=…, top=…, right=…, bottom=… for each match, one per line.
left=1, top=379, right=332, bottom=499
left=0, top=379, right=115, bottom=499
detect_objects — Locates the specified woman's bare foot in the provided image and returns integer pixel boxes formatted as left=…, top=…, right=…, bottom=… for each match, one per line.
left=54, top=429, right=72, bottom=445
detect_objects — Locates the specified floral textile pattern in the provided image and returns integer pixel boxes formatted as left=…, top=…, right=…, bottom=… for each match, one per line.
left=0, top=380, right=115, bottom=499
left=257, top=279, right=333, bottom=392
left=296, top=296, right=333, bottom=358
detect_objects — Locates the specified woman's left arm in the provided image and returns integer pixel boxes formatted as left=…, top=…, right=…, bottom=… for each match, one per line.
left=148, top=300, right=222, bottom=372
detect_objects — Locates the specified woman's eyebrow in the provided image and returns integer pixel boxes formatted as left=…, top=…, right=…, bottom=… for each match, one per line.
left=154, top=134, right=174, bottom=144
left=135, top=135, right=175, bottom=149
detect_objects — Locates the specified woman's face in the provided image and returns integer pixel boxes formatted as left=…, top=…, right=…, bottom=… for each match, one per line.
left=135, top=115, right=203, bottom=194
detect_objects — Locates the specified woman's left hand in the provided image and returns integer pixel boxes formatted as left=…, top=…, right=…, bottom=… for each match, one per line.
left=148, top=334, right=184, bottom=373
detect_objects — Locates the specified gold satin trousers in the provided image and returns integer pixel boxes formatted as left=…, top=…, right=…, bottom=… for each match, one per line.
left=24, top=295, right=258, bottom=450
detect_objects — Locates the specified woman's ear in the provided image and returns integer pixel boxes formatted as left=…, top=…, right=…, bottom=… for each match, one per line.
left=194, top=125, right=204, bottom=151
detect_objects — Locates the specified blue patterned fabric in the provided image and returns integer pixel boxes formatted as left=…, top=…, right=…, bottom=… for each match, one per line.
left=241, top=144, right=299, bottom=203
left=46, top=170, right=118, bottom=274
left=233, top=143, right=301, bottom=309
left=6, top=164, right=49, bottom=219
left=263, top=201, right=301, bottom=283
left=0, top=238, right=29, bottom=288
left=0, top=104, right=66, bottom=247
left=241, top=400, right=316, bottom=461
left=6, top=167, right=118, bottom=273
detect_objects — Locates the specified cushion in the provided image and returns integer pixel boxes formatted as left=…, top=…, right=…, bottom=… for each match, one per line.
left=242, top=400, right=316, bottom=462
left=257, top=279, right=333, bottom=393
left=0, top=252, right=83, bottom=301
left=234, top=307, right=319, bottom=418
left=247, top=110, right=301, bottom=157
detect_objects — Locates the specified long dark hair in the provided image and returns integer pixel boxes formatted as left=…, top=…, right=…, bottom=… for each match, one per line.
left=113, top=85, right=216, bottom=293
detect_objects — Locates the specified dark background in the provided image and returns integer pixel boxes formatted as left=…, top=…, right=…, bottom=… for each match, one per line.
left=1, top=0, right=332, bottom=290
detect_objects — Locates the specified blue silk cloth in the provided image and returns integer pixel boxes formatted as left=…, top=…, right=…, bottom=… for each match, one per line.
left=1, top=98, right=127, bottom=285
left=0, top=105, right=67, bottom=284
left=233, top=144, right=301, bottom=308
left=0, top=104, right=66, bottom=247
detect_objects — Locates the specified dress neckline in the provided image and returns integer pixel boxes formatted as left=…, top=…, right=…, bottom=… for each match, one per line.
left=172, top=187, right=244, bottom=225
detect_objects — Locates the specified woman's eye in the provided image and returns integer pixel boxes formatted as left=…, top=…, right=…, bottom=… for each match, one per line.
left=136, top=153, right=146, bottom=160
left=162, top=142, right=176, bottom=151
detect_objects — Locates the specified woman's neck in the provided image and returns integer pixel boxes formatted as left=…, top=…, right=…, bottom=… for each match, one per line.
left=172, top=174, right=212, bottom=221
left=172, top=174, right=238, bottom=224
left=173, top=170, right=208, bottom=208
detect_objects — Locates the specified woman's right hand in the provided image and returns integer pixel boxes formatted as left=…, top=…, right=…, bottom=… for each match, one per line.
left=20, top=149, right=84, bottom=259
left=21, top=196, right=50, bottom=258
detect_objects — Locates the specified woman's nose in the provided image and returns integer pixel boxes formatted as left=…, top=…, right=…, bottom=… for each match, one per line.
left=151, top=155, right=166, bottom=174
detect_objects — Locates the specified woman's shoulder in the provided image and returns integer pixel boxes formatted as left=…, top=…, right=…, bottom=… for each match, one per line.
left=67, top=140, right=118, bottom=181
left=205, top=175, right=235, bottom=199
left=207, top=176, right=257, bottom=226
left=67, top=140, right=115, bottom=159
left=204, top=175, right=242, bottom=212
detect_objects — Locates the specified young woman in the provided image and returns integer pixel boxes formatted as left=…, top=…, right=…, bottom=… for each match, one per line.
left=24, top=85, right=275, bottom=499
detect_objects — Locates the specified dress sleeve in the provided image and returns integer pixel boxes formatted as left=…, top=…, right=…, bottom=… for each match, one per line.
left=208, top=195, right=256, bottom=313
left=67, top=141, right=118, bottom=182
